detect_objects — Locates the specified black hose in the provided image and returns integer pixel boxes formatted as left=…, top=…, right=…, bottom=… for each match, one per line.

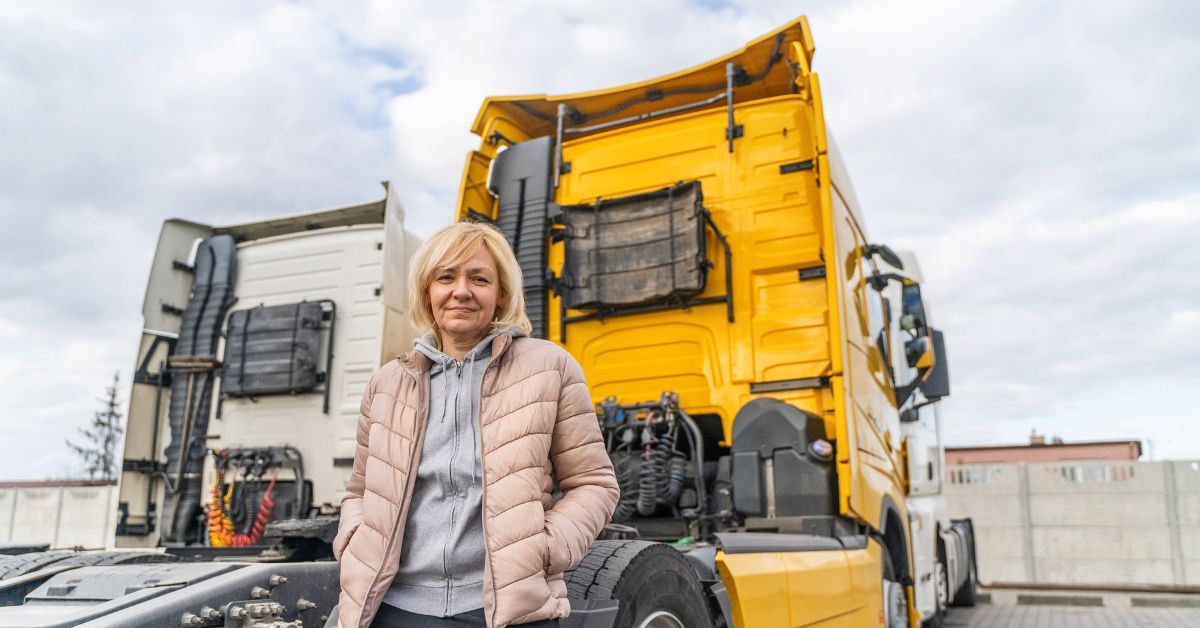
left=637, top=456, right=658, bottom=516
left=612, top=456, right=640, bottom=522
left=652, top=428, right=676, bottom=500
left=675, top=408, right=707, bottom=515
left=665, top=455, right=687, bottom=502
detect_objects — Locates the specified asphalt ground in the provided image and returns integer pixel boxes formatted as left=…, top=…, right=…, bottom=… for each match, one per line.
left=945, top=604, right=1200, bottom=627
left=943, top=589, right=1200, bottom=628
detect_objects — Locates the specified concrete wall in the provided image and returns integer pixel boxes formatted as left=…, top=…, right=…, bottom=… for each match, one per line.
left=945, top=460, right=1200, bottom=586
left=0, top=484, right=118, bottom=549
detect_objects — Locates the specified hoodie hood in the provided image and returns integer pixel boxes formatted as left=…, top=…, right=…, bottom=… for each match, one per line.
left=412, top=325, right=528, bottom=371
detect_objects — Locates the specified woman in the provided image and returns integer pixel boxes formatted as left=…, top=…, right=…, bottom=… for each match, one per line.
left=333, top=221, right=620, bottom=628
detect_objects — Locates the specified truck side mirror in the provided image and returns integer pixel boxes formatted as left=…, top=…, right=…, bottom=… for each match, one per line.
left=896, top=331, right=943, bottom=407
left=920, top=329, right=951, bottom=401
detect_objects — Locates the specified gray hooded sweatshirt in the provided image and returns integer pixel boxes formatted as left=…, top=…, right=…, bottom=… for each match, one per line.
left=382, top=327, right=524, bottom=616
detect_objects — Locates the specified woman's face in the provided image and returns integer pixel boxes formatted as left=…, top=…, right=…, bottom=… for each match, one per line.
left=429, top=247, right=501, bottom=344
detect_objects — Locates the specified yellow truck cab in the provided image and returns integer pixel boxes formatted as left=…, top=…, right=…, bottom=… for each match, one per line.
left=456, top=16, right=976, bottom=628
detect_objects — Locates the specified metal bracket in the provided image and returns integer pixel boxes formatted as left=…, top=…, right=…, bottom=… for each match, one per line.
left=798, top=265, right=826, bottom=280
left=780, top=159, right=815, bottom=174
left=749, top=376, right=830, bottom=394
left=487, top=130, right=517, bottom=147
left=725, top=63, right=741, bottom=152
left=133, top=333, right=177, bottom=386
left=115, top=501, right=156, bottom=536
left=123, top=458, right=166, bottom=474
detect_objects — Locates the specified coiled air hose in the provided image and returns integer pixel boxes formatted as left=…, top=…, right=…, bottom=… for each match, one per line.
left=206, top=456, right=277, bottom=547
left=612, top=462, right=640, bottom=522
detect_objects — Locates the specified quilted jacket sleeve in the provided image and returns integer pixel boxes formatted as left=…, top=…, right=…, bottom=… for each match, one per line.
left=333, top=371, right=375, bottom=562
left=544, top=350, right=620, bottom=574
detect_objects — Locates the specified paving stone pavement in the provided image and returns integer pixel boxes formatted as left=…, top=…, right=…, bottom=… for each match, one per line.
left=945, top=604, right=1200, bottom=627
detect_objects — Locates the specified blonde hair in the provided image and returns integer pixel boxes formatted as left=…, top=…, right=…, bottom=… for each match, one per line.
left=407, top=221, right=532, bottom=336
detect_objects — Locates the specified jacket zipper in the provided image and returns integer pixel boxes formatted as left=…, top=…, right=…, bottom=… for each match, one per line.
left=477, top=335, right=510, bottom=628
left=441, top=359, right=463, bottom=614
left=359, top=336, right=512, bottom=628
left=358, top=364, right=430, bottom=628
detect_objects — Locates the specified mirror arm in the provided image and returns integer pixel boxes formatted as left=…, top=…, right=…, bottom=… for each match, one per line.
left=864, top=243, right=905, bottom=269
left=894, top=366, right=930, bottom=408
left=869, top=271, right=905, bottom=292
left=899, top=397, right=938, bottom=423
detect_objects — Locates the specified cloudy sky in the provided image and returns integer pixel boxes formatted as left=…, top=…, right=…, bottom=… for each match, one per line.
left=1, top=0, right=1196, bottom=479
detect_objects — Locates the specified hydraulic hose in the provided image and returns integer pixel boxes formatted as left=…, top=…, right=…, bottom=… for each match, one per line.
left=652, top=428, right=676, bottom=500
left=612, top=461, right=640, bottom=522
left=674, top=407, right=707, bottom=515
left=637, top=459, right=659, bottom=516
left=206, top=463, right=278, bottom=547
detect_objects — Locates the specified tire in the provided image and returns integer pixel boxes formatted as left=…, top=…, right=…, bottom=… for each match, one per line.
left=951, top=557, right=977, bottom=607
left=922, top=554, right=949, bottom=628
left=0, top=551, right=75, bottom=580
left=51, top=551, right=186, bottom=568
left=564, top=540, right=716, bottom=628
left=881, top=548, right=908, bottom=628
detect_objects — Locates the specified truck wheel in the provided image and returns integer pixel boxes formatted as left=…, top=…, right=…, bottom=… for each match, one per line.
left=881, top=550, right=908, bottom=628
left=0, top=551, right=75, bottom=580
left=565, top=540, right=716, bottom=628
left=51, top=551, right=186, bottom=567
left=950, top=557, right=976, bottom=607
left=922, top=559, right=948, bottom=628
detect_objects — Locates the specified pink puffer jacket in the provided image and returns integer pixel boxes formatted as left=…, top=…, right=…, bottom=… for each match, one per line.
left=333, top=334, right=620, bottom=628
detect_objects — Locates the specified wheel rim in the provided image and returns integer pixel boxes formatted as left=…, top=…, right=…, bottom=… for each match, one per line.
left=935, top=562, right=950, bottom=610
left=882, top=578, right=907, bottom=628
left=638, top=610, right=686, bottom=628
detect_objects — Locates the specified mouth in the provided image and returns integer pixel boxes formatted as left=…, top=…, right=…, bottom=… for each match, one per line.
left=448, top=307, right=476, bottom=314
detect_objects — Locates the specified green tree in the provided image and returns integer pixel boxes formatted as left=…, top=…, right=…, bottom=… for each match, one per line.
left=67, top=372, right=124, bottom=481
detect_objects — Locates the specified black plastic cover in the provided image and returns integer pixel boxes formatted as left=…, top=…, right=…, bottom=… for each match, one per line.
left=730, top=398, right=836, bottom=518
left=163, top=235, right=237, bottom=542
left=489, top=137, right=554, bottom=338
left=221, top=302, right=324, bottom=396
left=715, top=532, right=844, bottom=554
left=175, top=235, right=237, bottom=358
left=560, top=181, right=708, bottom=309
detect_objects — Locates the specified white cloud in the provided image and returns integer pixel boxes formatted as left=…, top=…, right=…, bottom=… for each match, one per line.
left=1, top=0, right=1198, bottom=479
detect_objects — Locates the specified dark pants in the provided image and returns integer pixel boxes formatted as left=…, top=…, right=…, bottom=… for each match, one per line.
left=372, top=604, right=560, bottom=627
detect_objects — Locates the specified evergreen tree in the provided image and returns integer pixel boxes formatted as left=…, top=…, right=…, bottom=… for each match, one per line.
left=67, top=372, right=124, bottom=481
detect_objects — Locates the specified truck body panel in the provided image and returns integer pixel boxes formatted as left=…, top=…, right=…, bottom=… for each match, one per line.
left=716, top=540, right=881, bottom=627
left=209, top=225, right=386, bottom=507
left=114, top=183, right=416, bottom=548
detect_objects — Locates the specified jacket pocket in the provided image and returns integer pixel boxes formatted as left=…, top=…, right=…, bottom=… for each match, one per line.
left=541, top=530, right=554, bottom=575
left=333, top=519, right=362, bottom=562
left=543, top=523, right=573, bottom=576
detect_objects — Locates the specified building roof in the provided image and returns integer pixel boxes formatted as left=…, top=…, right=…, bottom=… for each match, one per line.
left=946, top=439, right=1143, bottom=456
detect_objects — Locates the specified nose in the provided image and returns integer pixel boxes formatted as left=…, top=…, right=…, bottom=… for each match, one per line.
left=451, top=275, right=473, bottom=300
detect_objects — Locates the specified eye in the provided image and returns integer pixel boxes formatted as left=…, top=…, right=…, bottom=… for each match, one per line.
left=472, top=276, right=491, bottom=285
left=436, top=273, right=454, bottom=283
